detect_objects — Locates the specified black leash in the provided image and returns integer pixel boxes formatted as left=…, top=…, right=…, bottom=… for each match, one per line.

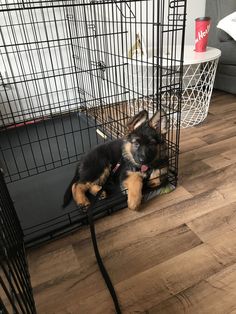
left=87, top=163, right=122, bottom=314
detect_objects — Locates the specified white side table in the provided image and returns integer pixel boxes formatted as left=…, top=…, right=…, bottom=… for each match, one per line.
left=171, top=46, right=221, bottom=128
left=128, top=45, right=221, bottom=128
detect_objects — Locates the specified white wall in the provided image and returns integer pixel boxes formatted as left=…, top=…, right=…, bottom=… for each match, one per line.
left=185, top=0, right=206, bottom=45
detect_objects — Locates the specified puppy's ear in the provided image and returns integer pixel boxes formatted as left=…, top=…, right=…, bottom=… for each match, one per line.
left=126, top=110, right=148, bottom=133
left=149, top=111, right=168, bottom=134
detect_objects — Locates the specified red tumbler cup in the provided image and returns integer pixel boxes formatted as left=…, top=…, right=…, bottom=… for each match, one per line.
left=195, top=17, right=211, bottom=52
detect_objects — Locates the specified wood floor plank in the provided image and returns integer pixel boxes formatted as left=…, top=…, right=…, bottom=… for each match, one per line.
left=180, top=115, right=235, bottom=141
left=28, top=245, right=79, bottom=287
left=210, top=98, right=236, bottom=114
left=187, top=202, right=236, bottom=243
left=179, top=159, right=212, bottom=182
left=203, top=154, right=236, bottom=170
left=180, top=121, right=226, bottom=141
left=187, top=201, right=236, bottom=269
left=147, top=262, right=236, bottom=314
left=180, top=136, right=236, bottom=167
left=64, top=244, right=235, bottom=314
left=180, top=137, right=207, bottom=153
left=181, top=163, right=236, bottom=196
left=222, top=147, right=236, bottom=160
left=201, top=125, right=236, bottom=145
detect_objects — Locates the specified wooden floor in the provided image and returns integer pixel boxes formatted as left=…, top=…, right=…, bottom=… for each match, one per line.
left=28, top=90, right=236, bottom=314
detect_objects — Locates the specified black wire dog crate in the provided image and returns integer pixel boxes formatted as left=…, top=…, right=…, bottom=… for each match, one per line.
left=0, top=0, right=186, bottom=247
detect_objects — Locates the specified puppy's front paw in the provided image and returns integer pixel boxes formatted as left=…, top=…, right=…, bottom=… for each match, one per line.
left=123, top=172, right=143, bottom=211
left=128, top=196, right=142, bottom=211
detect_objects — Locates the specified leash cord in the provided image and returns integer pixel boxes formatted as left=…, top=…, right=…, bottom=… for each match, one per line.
left=87, top=166, right=122, bottom=314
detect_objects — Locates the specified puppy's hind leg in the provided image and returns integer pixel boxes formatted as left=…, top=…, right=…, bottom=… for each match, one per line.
left=72, top=182, right=91, bottom=207
left=88, top=166, right=111, bottom=199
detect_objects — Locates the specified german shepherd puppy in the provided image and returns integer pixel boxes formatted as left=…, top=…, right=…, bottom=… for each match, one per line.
left=63, top=110, right=168, bottom=211
left=119, top=109, right=168, bottom=210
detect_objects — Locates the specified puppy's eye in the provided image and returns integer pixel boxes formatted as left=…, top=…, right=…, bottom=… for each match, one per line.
left=132, top=140, right=139, bottom=148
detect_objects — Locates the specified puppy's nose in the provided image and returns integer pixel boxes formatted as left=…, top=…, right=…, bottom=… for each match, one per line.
left=139, top=155, right=145, bottom=163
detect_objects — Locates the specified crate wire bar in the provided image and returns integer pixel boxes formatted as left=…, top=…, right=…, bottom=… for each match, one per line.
left=0, top=1, right=186, bottom=244
left=0, top=170, right=36, bottom=313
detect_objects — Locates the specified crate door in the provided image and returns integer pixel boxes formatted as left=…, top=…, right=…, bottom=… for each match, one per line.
left=66, top=5, right=101, bottom=109
left=67, top=2, right=131, bottom=112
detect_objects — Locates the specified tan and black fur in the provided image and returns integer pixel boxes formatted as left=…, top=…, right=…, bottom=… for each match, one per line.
left=63, top=110, right=168, bottom=210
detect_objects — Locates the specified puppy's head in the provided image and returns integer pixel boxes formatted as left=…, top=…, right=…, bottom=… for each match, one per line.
left=124, top=110, right=168, bottom=166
